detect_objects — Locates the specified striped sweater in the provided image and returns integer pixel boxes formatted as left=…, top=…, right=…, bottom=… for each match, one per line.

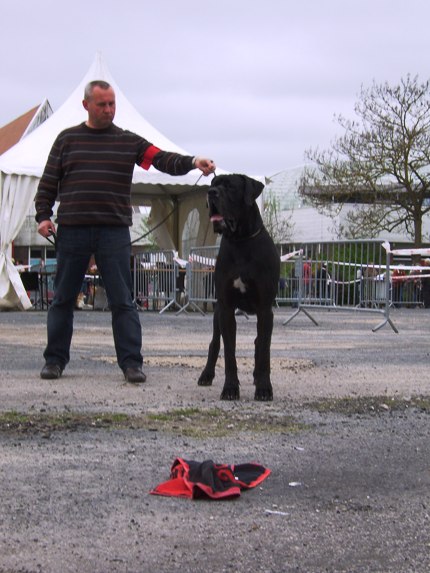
left=35, top=122, right=195, bottom=226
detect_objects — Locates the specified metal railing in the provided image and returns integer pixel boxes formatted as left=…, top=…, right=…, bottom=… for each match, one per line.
left=277, top=240, right=397, bottom=332
left=384, top=242, right=429, bottom=308
left=176, top=246, right=218, bottom=315
left=132, top=241, right=430, bottom=332
left=133, top=250, right=184, bottom=313
left=182, top=241, right=396, bottom=331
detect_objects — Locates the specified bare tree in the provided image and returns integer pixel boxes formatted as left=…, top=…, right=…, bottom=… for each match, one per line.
left=262, top=189, right=295, bottom=244
left=299, top=75, right=430, bottom=247
left=137, top=212, right=158, bottom=249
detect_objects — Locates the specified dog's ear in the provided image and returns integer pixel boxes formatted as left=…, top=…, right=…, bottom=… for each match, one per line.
left=210, top=175, right=221, bottom=187
left=242, top=175, right=264, bottom=206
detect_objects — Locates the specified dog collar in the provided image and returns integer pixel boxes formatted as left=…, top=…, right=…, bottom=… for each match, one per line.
left=226, top=226, right=263, bottom=243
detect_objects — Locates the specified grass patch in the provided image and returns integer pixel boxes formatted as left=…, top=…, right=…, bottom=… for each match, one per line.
left=147, top=407, right=307, bottom=438
left=0, top=407, right=307, bottom=438
left=147, top=407, right=202, bottom=422
left=304, top=395, right=430, bottom=415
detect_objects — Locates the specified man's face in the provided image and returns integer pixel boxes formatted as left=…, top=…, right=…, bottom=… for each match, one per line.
left=83, top=86, right=116, bottom=129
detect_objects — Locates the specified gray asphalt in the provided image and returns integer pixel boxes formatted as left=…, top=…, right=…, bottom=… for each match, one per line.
left=0, top=307, right=429, bottom=573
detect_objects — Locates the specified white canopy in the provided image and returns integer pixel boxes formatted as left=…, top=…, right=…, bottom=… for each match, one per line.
left=0, top=53, right=217, bottom=310
left=0, top=52, right=197, bottom=179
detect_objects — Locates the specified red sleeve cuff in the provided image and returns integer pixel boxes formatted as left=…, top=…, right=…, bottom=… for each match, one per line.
left=140, top=144, right=161, bottom=170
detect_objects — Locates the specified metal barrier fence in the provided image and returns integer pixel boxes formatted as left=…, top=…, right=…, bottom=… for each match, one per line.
left=133, top=250, right=184, bottom=313
left=393, top=275, right=424, bottom=307
left=25, top=242, right=423, bottom=324
left=177, top=246, right=218, bottom=315
left=384, top=241, right=429, bottom=309
left=133, top=241, right=430, bottom=331
left=182, top=241, right=396, bottom=332
left=277, top=240, right=396, bottom=332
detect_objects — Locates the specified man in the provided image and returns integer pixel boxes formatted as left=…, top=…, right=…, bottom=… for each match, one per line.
left=35, top=80, right=216, bottom=383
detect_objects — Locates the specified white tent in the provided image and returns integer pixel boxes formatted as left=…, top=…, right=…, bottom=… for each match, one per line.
left=0, top=53, right=217, bottom=310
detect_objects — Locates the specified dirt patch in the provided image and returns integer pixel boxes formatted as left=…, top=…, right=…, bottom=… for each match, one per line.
left=92, top=354, right=315, bottom=372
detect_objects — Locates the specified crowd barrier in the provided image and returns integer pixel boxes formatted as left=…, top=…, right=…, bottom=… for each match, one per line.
left=19, top=263, right=56, bottom=310
left=133, top=250, right=184, bottom=313
left=383, top=241, right=430, bottom=310
left=132, top=241, right=430, bottom=332
left=133, top=242, right=394, bottom=330
left=18, top=239, right=429, bottom=317
left=277, top=240, right=396, bottom=332
left=176, top=246, right=218, bottom=315
left=178, top=241, right=397, bottom=332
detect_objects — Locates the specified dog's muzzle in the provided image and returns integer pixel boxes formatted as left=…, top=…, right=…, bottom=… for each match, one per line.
left=207, top=187, right=224, bottom=232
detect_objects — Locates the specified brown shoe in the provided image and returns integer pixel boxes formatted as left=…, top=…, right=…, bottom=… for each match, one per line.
left=40, top=363, right=63, bottom=380
left=124, top=367, right=146, bottom=384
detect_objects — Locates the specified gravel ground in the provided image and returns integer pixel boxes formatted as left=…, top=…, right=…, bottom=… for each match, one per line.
left=0, top=306, right=429, bottom=573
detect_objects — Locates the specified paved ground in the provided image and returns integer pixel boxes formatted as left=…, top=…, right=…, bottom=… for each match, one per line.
left=0, top=306, right=429, bottom=573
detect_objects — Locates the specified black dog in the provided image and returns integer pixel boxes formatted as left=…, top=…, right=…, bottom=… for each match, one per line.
left=198, top=174, right=280, bottom=401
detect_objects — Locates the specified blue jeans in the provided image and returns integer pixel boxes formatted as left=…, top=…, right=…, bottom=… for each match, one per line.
left=44, top=225, right=143, bottom=372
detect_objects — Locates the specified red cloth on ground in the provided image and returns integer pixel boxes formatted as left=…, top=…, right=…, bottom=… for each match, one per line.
left=150, top=458, right=271, bottom=500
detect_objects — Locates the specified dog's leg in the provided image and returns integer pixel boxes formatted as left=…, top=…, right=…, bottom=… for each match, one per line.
left=253, top=307, right=274, bottom=401
left=219, top=307, right=240, bottom=400
left=198, top=306, right=221, bottom=386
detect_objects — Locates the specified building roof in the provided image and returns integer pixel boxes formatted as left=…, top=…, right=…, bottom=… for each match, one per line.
left=0, top=100, right=53, bottom=156
left=0, top=106, right=38, bottom=155
left=265, top=165, right=307, bottom=210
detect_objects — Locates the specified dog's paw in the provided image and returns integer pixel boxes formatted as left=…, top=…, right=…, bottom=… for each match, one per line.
left=220, top=385, right=240, bottom=400
left=254, top=385, right=273, bottom=401
left=197, top=371, right=214, bottom=386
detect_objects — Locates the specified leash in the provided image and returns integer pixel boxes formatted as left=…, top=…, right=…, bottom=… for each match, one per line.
left=44, top=172, right=209, bottom=254
left=44, top=203, right=178, bottom=252
left=128, top=172, right=209, bottom=247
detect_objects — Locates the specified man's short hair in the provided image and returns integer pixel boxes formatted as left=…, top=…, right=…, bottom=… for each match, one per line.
left=84, top=80, right=112, bottom=100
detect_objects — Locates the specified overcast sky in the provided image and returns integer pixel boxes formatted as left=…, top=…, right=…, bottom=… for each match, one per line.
left=1, top=0, right=429, bottom=176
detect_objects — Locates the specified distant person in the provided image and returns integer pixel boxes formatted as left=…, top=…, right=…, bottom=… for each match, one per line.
left=407, top=266, right=422, bottom=306
left=391, top=266, right=406, bottom=308
left=35, top=80, right=216, bottom=382
left=316, top=262, right=330, bottom=300
left=302, top=260, right=312, bottom=297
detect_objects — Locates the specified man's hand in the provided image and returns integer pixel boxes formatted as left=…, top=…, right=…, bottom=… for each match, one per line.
left=38, top=220, right=56, bottom=238
left=194, top=157, right=216, bottom=176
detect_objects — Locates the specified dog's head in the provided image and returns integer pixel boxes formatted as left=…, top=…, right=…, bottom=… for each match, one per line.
left=207, top=174, right=264, bottom=238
